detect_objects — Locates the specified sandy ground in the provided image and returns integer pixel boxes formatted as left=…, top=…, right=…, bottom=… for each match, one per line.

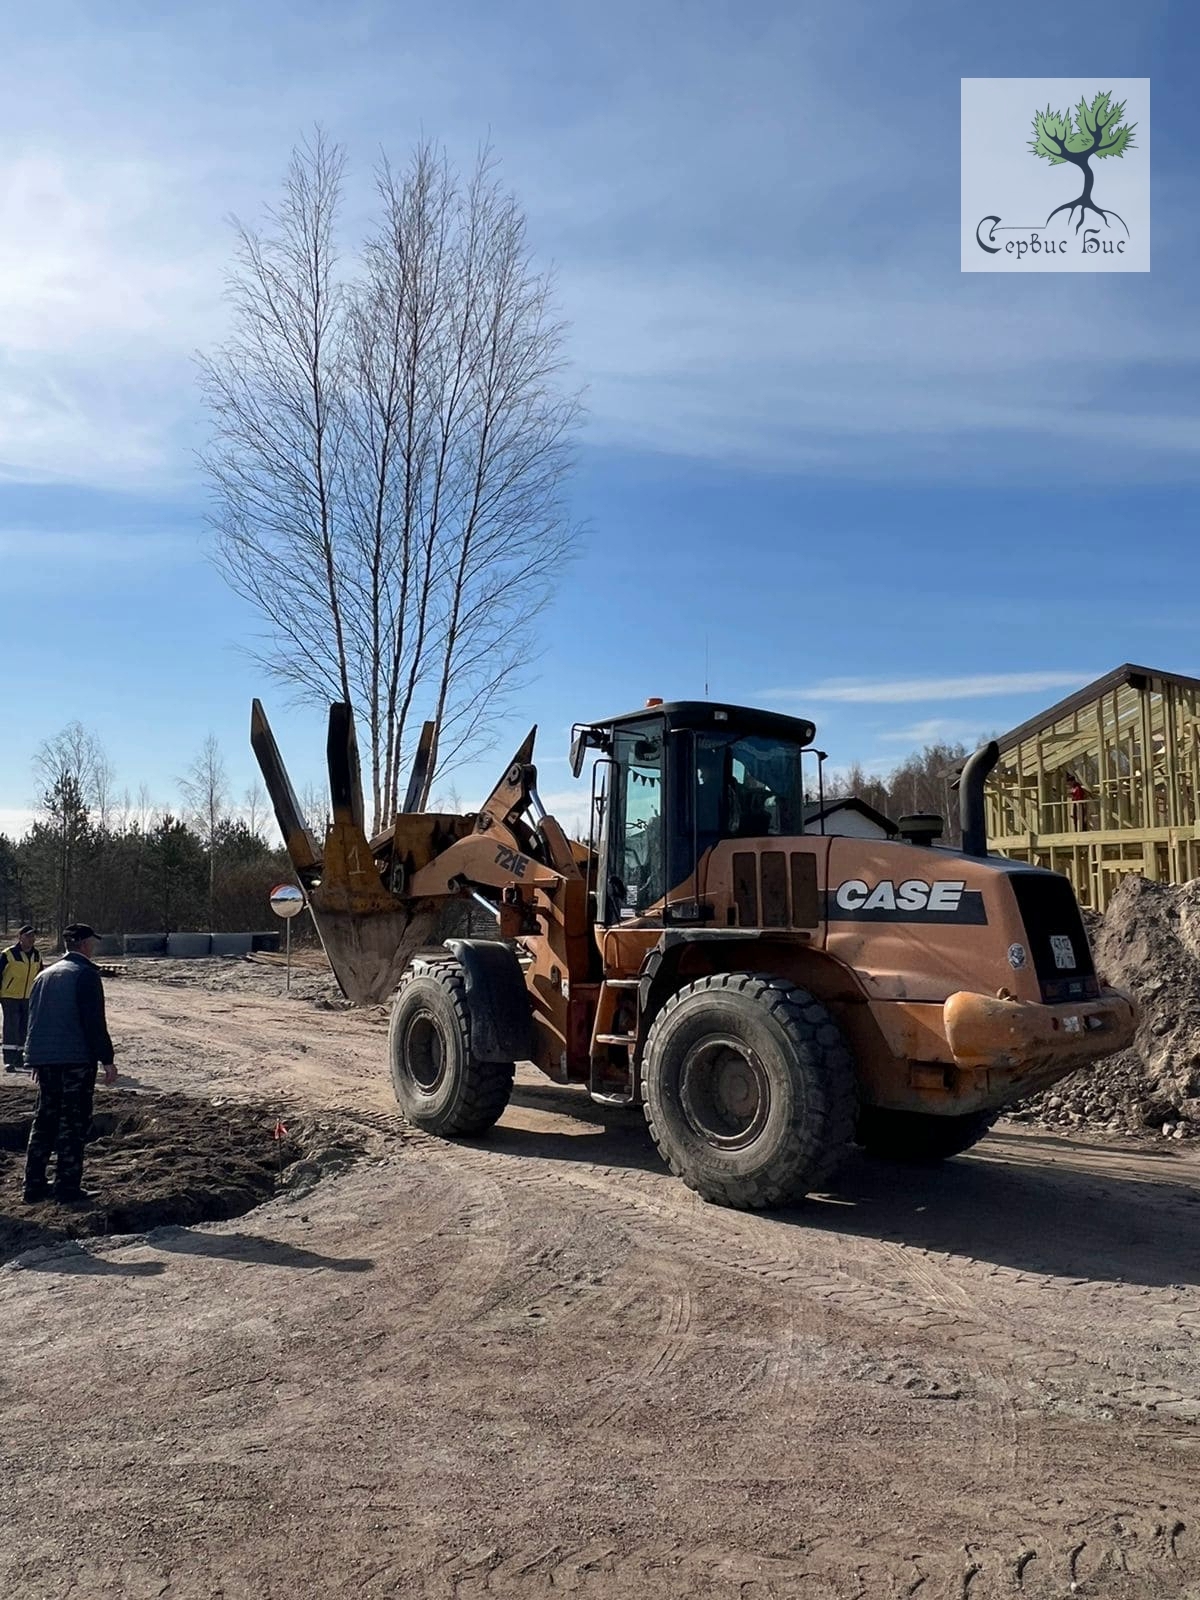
left=2, top=957, right=1200, bottom=1598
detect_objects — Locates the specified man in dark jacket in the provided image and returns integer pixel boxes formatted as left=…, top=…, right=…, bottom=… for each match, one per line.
left=23, top=924, right=117, bottom=1205
left=0, top=925, right=43, bottom=1072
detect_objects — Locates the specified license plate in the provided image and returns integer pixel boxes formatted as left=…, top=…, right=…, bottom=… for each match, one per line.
left=1050, top=935, right=1076, bottom=970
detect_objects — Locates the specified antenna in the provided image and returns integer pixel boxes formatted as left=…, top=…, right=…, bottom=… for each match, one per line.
left=704, top=635, right=710, bottom=699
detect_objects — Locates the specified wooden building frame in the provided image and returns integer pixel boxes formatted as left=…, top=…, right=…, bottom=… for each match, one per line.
left=985, top=664, right=1200, bottom=911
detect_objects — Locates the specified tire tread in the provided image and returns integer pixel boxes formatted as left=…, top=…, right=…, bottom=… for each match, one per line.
left=642, top=972, right=858, bottom=1209
left=390, top=958, right=514, bottom=1136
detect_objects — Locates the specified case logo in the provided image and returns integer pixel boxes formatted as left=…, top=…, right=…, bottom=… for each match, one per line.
left=828, top=879, right=987, bottom=925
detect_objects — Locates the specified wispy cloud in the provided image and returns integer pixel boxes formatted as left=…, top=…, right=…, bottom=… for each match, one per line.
left=0, top=152, right=220, bottom=356
left=566, top=262, right=1200, bottom=481
left=0, top=146, right=231, bottom=488
left=0, top=528, right=195, bottom=569
left=878, top=718, right=982, bottom=743
left=764, top=671, right=1093, bottom=705
left=0, top=7, right=1195, bottom=493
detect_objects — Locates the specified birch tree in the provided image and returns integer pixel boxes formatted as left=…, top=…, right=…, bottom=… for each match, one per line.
left=200, top=132, right=580, bottom=832
left=243, top=779, right=269, bottom=840
left=179, top=735, right=230, bottom=927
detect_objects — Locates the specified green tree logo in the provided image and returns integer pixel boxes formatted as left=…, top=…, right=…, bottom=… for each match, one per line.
left=1029, top=91, right=1136, bottom=235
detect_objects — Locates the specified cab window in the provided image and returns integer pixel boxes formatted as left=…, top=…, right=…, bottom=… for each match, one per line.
left=696, top=733, right=806, bottom=840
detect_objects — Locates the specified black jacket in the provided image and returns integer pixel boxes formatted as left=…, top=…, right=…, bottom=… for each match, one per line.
left=23, top=953, right=114, bottom=1068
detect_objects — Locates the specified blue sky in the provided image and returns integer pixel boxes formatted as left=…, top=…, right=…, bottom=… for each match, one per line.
left=1, top=0, right=1193, bottom=838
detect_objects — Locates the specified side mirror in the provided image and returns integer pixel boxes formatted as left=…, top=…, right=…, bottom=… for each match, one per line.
left=569, top=724, right=609, bottom=778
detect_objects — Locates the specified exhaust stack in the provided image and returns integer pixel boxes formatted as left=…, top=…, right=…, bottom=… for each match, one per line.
left=960, top=741, right=1000, bottom=858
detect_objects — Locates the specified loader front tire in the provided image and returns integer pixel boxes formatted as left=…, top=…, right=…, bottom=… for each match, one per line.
left=641, top=974, right=857, bottom=1210
left=855, top=1106, right=998, bottom=1163
left=389, top=958, right=514, bottom=1137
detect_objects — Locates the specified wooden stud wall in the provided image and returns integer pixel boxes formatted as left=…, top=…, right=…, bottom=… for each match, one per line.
left=985, top=671, right=1200, bottom=910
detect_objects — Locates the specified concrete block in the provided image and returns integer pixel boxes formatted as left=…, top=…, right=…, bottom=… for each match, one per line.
left=166, top=932, right=212, bottom=958
left=94, top=936, right=123, bottom=958
left=124, top=934, right=168, bottom=956
left=210, top=933, right=253, bottom=957
left=251, top=931, right=282, bottom=952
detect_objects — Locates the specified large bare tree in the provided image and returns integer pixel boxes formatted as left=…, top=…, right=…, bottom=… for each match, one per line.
left=200, top=132, right=580, bottom=831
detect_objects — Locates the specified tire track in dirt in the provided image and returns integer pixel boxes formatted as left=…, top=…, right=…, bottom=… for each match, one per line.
left=14, top=974, right=1200, bottom=1600
left=414, top=1162, right=516, bottom=1329
left=329, top=1112, right=1188, bottom=1581
left=583, top=1257, right=695, bottom=1431
left=421, top=1516, right=1198, bottom=1600
left=461, top=1199, right=613, bottom=1339
left=829, top=1236, right=1038, bottom=1483
left=350, top=1116, right=1200, bottom=1432
left=320, top=1106, right=703, bottom=1438
left=263, top=1081, right=1200, bottom=1439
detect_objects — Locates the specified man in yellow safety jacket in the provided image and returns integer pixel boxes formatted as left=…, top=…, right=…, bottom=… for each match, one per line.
left=1, top=926, right=43, bottom=1072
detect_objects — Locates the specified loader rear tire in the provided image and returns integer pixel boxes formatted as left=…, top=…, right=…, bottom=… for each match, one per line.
left=641, top=973, right=857, bottom=1210
left=389, top=957, right=514, bottom=1137
left=855, top=1106, right=998, bottom=1163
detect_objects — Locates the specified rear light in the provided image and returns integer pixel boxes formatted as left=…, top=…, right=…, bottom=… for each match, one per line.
left=1040, top=975, right=1100, bottom=1003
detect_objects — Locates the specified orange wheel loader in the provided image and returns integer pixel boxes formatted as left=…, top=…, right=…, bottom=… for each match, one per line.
left=251, top=696, right=1136, bottom=1209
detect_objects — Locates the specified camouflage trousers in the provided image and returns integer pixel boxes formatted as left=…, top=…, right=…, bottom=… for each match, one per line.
left=24, top=1062, right=97, bottom=1197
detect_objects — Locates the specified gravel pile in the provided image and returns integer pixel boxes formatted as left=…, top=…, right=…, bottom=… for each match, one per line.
left=1011, top=876, right=1200, bottom=1141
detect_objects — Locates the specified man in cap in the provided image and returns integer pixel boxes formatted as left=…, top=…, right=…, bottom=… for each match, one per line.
left=0, top=924, right=43, bottom=1072
left=23, top=924, right=117, bottom=1206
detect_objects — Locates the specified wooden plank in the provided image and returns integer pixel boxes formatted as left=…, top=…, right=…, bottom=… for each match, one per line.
left=988, top=823, right=1200, bottom=849
left=1036, top=737, right=1048, bottom=835
left=1140, top=684, right=1156, bottom=830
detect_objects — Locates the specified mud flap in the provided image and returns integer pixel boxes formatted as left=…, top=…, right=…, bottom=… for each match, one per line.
left=445, top=939, right=532, bottom=1063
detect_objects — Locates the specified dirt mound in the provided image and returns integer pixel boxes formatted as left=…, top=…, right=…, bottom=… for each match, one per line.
left=1015, top=875, right=1200, bottom=1140
left=0, top=1085, right=362, bottom=1262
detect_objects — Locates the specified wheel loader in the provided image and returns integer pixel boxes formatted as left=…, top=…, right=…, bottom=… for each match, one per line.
left=251, top=695, right=1137, bottom=1209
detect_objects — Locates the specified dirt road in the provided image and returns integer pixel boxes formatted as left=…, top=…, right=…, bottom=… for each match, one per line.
left=2, top=961, right=1200, bottom=1598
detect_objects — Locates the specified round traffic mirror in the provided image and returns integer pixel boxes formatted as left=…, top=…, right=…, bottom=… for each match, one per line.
left=269, top=883, right=306, bottom=919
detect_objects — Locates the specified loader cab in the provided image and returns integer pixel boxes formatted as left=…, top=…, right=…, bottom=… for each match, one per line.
left=570, top=701, right=817, bottom=925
